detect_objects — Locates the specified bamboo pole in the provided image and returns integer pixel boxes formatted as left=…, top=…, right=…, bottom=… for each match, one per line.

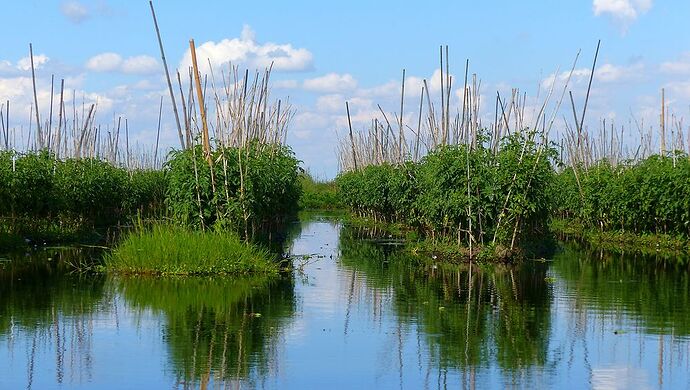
left=578, top=40, right=600, bottom=139
left=346, top=101, right=358, bottom=171
left=29, top=43, right=42, bottom=149
left=48, top=75, right=54, bottom=150
left=56, top=80, right=64, bottom=158
left=661, top=88, right=666, bottom=155
left=149, top=1, right=185, bottom=149
left=399, top=69, right=405, bottom=164
left=154, top=96, right=163, bottom=164
left=189, top=39, right=212, bottom=160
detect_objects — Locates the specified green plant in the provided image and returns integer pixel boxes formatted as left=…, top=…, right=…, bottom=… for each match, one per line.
left=105, top=223, right=278, bottom=275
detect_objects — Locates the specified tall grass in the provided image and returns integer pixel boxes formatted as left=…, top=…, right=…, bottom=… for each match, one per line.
left=105, top=224, right=278, bottom=275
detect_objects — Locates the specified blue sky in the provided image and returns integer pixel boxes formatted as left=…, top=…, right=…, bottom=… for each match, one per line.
left=1, top=0, right=689, bottom=177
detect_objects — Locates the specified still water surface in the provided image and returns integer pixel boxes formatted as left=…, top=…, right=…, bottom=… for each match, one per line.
left=1, top=215, right=689, bottom=389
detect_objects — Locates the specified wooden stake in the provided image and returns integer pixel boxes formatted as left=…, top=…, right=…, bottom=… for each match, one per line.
left=56, top=80, right=64, bottom=158
left=149, top=1, right=185, bottom=149
left=578, top=40, right=600, bottom=138
left=154, top=95, right=163, bottom=165
left=661, top=88, right=666, bottom=155
left=399, top=69, right=405, bottom=163
left=346, top=101, right=358, bottom=171
left=189, top=39, right=211, bottom=160
left=29, top=43, right=42, bottom=149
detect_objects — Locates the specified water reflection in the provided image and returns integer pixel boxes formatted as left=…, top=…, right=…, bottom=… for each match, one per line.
left=338, top=225, right=552, bottom=374
left=0, top=217, right=689, bottom=389
left=115, top=275, right=295, bottom=388
left=0, top=248, right=107, bottom=388
left=552, top=241, right=690, bottom=336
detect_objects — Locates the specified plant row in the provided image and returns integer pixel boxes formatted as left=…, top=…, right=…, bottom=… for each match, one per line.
left=336, top=133, right=556, bottom=252
left=0, top=150, right=166, bottom=228
left=552, top=154, right=690, bottom=236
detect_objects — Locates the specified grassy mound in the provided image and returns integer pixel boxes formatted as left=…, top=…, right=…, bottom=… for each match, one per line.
left=105, top=224, right=278, bottom=275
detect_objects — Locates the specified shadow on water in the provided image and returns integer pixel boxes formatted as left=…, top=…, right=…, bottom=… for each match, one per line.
left=114, top=275, right=295, bottom=389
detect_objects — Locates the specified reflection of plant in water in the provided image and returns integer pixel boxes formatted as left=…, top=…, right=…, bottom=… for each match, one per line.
left=338, top=226, right=551, bottom=372
left=116, top=275, right=295, bottom=388
left=553, top=242, right=690, bottom=336
left=0, top=248, right=107, bottom=385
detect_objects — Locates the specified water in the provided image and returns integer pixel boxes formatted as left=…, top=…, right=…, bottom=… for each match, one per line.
left=1, top=215, right=689, bottom=389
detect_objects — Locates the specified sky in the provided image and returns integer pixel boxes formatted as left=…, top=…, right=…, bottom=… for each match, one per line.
left=1, top=0, right=689, bottom=178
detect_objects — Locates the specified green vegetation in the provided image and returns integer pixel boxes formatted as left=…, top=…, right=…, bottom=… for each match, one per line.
left=105, top=223, right=279, bottom=275
left=0, top=150, right=166, bottom=246
left=298, top=172, right=342, bottom=210
left=552, top=154, right=690, bottom=237
left=165, top=143, right=300, bottom=235
left=551, top=218, right=689, bottom=256
left=337, top=132, right=557, bottom=259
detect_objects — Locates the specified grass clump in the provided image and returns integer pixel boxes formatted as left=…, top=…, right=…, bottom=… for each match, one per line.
left=105, top=224, right=278, bottom=275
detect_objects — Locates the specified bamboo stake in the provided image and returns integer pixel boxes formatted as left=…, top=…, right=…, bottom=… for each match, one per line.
left=125, top=119, right=130, bottom=169
left=48, top=75, right=54, bottom=150
left=154, top=96, right=163, bottom=164
left=578, top=40, right=600, bottom=139
left=0, top=103, right=5, bottom=150
left=415, top=86, right=424, bottom=162
left=149, top=0, right=184, bottom=149
left=189, top=39, right=212, bottom=160
left=56, top=80, right=64, bottom=158
left=661, top=88, right=666, bottom=155
left=346, top=101, right=358, bottom=171
left=177, top=71, right=191, bottom=148
left=29, top=43, right=42, bottom=149
left=399, top=69, right=405, bottom=163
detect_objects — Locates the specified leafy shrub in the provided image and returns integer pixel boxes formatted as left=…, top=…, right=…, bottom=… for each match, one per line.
left=165, top=143, right=301, bottom=235
left=298, top=173, right=343, bottom=210
left=336, top=131, right=556, bottom=250
left=554, top=153, right=690, bottom=236
left=0, top=152, right=167, bottom=232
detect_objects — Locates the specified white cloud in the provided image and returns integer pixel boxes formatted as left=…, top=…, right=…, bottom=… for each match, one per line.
left=660, top=53, right=690, bottom=75
left=60, top=0, right=89, bottom=24
left=665, top=81, right=690, bottom=100
left=85, top=53, right=159, bottom=74
left=0, top=75, right=111, bottom=129
left=593, top=0, right=652, bottom=30
left=121, top=55, right=159, bottom=74
left=354, top=68, right=446, bottom=100
left=316, top=94, right=345, bottom=113
left=303, top=73, right=357, bottom=93
left=179, top=25, right=313, bottom=74
left=596, top=62, right=644, bottom=82
left=86, top=52, right=122, bottom=72
left=541, top=62, right=642, bottom=89
left=16, top=54, right=50, bottom=72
